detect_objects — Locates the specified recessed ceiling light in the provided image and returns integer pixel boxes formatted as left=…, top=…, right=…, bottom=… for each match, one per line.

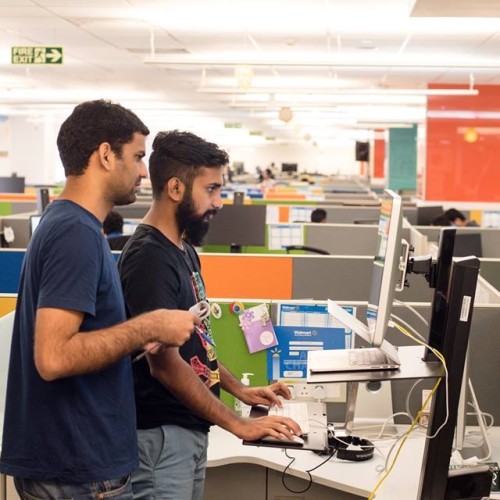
left=357, top=40, right=376, bottom=50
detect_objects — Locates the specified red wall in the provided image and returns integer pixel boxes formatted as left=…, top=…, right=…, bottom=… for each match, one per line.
left=426, top=84, right=500, bottom=202
left=373, top=129, right=386, bottom=179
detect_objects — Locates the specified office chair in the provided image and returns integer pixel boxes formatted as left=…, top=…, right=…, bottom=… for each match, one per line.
left=284, top=245, right=330, bottom=255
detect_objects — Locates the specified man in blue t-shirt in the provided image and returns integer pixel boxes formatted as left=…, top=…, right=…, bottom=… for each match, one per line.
left=0, top=100, right=200, bottom=500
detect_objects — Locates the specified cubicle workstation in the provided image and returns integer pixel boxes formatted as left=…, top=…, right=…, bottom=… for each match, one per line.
left=303, top=223, right=412, bottom=258
left=0, top=212, right=36, bottom=249
left=416, top=226, right=500, bottom=258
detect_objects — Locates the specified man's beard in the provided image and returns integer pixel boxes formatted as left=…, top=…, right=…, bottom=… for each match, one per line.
left=176, top=192, right=217, bottom=247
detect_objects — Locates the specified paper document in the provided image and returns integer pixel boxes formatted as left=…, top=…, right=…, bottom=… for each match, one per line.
left=327, top=300, right=372, bottom=344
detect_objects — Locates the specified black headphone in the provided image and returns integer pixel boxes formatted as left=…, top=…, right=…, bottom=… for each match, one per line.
left=329, top=435, right=374, bottom=462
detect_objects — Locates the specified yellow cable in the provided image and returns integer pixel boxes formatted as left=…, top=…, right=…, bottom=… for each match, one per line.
left=367, top=323, right=446, bottom=499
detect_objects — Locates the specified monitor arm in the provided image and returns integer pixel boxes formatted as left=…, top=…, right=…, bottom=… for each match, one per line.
left=399, top=240, right=438, bottom=289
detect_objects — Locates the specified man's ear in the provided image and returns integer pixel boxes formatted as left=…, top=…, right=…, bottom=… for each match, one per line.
left=97, top=143, right=113, bottom=171
left=166, top=177, right=184, bottom=201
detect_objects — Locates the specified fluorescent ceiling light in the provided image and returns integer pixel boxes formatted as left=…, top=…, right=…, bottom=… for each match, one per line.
left=144, top=54, right=500, bottom=70
left=199, top=87, right=478, bottom=97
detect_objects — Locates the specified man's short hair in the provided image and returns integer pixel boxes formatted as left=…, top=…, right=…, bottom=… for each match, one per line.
left=149, top=130, right=229, bottom=199
left=57, top=99, right=150, bottom=177
left=444, top=208, right=466, bottom=222
left=311, top=208, right=327, bottom=223
left=103, top=210, right=124, bottom=235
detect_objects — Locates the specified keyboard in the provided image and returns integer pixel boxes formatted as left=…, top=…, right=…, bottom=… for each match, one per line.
left=268, top=402, right=310, bottom=435
left=348, top=348, right=389, bottom=366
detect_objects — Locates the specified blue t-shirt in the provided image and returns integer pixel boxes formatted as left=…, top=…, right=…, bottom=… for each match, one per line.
left=0, top=200, right=138, bottom=483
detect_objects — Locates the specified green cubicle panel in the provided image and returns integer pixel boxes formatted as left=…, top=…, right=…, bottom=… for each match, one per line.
left=0, top=202, right=12, bottom=216
left=209, top=301, right=270, bottom=408
left=388, top=125, right=417, bottom=191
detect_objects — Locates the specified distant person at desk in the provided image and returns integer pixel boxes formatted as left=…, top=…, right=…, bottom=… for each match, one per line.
left=445, top=208, right=480, bottom=227
left=311, top=208, right=327, bottom=223
left=260, top=167, right=275, bottom=188
left=118, top=130, right=300, bottom=500
left=0, top=100, right=199, bottom=500
left=103, top=209, right=131, bottom=250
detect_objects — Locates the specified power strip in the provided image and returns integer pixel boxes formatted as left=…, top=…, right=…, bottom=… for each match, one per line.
left=287, top=383, right=345, bottom=403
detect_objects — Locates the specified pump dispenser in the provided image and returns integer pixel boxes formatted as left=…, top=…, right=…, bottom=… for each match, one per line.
left=234, top=373, right=254, bottom=417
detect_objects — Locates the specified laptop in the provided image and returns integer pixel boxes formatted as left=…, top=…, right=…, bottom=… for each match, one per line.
left=308, top=339, right=400, bottom=373
left=309, top=190, right=404, bottom=374
left=243, top=401, right=329, bottom=452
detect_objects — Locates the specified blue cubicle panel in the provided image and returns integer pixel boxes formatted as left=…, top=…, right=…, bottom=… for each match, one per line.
left=0, top=250, right=25, bottom=293
left=0, top=250, right=121, bottom=294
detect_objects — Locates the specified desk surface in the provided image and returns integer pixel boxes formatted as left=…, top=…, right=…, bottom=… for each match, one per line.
left=207, top=424, right=427, bottom=499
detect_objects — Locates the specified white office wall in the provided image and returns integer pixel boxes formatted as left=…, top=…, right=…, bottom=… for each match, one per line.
left=0, top=117, right=10, bottom=176
left=227, top=140, right=360, bottom=177
left=3, top=113, right=362, bottom=185
left=9, top=115, right=62, bottom=185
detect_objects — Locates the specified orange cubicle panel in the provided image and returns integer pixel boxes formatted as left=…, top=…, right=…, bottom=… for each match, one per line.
left=426, top=84, right=500, bottom=202
left=199, top=254, right=293, bottom=299
left=0, top=296, right=17, bottom=317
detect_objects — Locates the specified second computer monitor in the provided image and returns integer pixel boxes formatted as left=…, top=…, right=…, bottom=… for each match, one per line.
left=203, top=204, right=267, bottom=252
left=366, top=189, right=404, bottom=347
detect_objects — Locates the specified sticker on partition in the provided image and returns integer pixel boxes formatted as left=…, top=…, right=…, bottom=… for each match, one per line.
left=229, top=301, right=245, bottom=315
left=238, top=304, right=278, bottom=354
left=211, top=303, right=222, bottom=319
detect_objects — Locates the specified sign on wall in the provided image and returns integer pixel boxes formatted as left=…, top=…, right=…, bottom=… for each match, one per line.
left=11, top=46, right=63, bottom=65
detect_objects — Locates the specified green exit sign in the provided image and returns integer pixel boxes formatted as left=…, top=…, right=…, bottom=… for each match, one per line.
left=224, top=122, right=242, bottom=129
left=11, top=46, right=63, bottom=65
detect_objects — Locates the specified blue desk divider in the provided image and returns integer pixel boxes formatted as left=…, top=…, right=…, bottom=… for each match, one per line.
left=0, top=250, right=25, bottom=293
left=0, top=250, right=121, bottom=294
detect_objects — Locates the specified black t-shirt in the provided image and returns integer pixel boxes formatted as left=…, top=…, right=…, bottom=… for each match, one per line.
left=118, top=224, right=220, bottom=432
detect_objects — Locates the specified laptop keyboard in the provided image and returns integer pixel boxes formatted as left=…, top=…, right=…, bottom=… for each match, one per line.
left=349, top=348, right=389, bottom=366
left=269, top=402, right=310, bottom=435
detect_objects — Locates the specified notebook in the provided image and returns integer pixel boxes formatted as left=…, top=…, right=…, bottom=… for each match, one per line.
left=243, top=401, right=329, bottom=452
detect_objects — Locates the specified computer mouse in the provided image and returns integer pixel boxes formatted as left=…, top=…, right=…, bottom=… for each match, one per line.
left=290, top=435, right=305, bottom=445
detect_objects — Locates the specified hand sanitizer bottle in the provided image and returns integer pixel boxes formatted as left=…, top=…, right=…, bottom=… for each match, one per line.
left=235, top=372, right=254, bottom=417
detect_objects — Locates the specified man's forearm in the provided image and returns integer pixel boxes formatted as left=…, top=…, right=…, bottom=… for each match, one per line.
left=218, top=361, right=246, bottom=399
left=148, top=350, right=243, bottom=433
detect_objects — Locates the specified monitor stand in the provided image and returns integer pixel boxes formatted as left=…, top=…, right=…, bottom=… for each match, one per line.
left=454, top=351, right=490, bottom=461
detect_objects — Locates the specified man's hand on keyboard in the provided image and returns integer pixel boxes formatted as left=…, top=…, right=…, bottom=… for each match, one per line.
left=230, top=415, right=302, bottom=442
left=237, top=381, right=292, bottom=408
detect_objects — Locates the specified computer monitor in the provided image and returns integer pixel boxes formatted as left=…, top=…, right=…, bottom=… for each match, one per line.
left=203, top=205, right=267, bottom=252
left=425, top=227, right=456, bottom=360
left=0, top=176, right=25, bottom=193
left=29, top=215, right=41, bottom=237
left=281, top=163, right=298, bottom=174
left=416, top=205, right=444, bottom=225
left=453, top=233, right=482, bottom=258
left=366, top=189, right=404, bottom=347
left=232, top=161, right=245, bottom=175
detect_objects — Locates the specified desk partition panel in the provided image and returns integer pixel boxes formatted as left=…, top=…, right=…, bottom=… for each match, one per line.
left=479, top=259, right=500, bottom=292
left=416, top=226, right=500, bottom=258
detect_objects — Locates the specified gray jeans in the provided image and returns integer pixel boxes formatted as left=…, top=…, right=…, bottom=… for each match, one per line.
left=14, top=475, right=132, bottom=500
left=132, top=425, right=208, bottom=500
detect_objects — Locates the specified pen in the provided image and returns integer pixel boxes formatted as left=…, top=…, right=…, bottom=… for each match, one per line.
left=195, top=325, right=216, bottom=347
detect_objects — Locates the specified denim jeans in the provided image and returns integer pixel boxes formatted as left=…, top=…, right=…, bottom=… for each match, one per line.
left=14, top=475, right=133, bottom=500
left=132, top=425, right=208, bottom=500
